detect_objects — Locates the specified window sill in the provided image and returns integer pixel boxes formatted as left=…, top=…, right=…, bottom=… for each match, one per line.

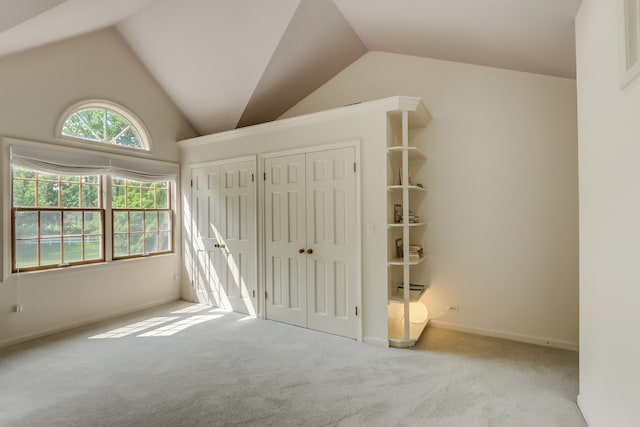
left=10, top=252, right=177, bottom=279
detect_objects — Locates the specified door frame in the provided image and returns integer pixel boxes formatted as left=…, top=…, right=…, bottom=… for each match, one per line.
left=189, top=155, right=258, bottom=314
left=261, top=140, right=362, bottom=341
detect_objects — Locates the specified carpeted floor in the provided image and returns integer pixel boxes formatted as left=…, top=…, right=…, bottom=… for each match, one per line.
left=0, top=300, right=586, bottom=427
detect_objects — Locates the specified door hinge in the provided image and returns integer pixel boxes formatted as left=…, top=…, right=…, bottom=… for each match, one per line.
left=252, top=289, right=256, bottom=298
left=190, top=179, right=193, bottom=187
left=251, top=173, right=255, bottom=182
left=263, top=172, right=267, bottom=181
left=265, top=291, right=268, bottom=300
left=354, top=162, right=357, bottom=173
left=355, top=306, right=358, bottom=316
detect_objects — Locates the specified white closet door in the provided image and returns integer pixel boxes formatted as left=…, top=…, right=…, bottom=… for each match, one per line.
left=219, top=161, right=256, bottom=315
left=305, top=147, right=357, bottom=339
left=264, top=154, right=307, bottom=327
left=191, top=166, right=222, bottom=306
left=191, top=159, right=257, bottom=315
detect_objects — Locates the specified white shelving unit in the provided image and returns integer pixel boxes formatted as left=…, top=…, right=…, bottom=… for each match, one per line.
left=386, top=100, right=432, bottom=348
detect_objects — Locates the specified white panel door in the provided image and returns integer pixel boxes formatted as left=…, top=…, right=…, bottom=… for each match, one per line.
left=264, top=147, right=357, bottom=339
left=306, top=147, right=357, bottom=339
left=191, top=159, right=257, bottom=315
left=191, top=166, right=222, bottom=306
left=219, top=161, right=256, bottom=315
left=264, top=154, right=307, bottom=327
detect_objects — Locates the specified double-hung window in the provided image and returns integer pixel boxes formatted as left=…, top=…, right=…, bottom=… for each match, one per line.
left=112, top=179, right=172, bottom=259
left=12, top=168, right=104, bottom=271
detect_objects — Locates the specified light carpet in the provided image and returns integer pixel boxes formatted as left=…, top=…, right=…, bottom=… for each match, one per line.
left=0, top=300, right=586, bottom=426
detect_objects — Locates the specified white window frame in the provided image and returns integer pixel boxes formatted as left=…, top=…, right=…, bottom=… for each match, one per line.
left=56, top=99, right=152, bottom=152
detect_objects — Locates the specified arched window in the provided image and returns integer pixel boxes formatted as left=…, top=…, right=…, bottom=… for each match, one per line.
left=58, top=101, right=150, bottom=150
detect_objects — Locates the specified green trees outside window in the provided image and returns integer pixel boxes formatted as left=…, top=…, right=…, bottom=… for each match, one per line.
left=11, top=167, right=173, bottom=272
left=111, top=179, right=172, bottom=259
left=12, top=167, right=104, bottom=271
left=61, top=107, right=144, bottom=149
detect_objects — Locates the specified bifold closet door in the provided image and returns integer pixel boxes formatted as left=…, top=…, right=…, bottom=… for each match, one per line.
left=264, top=154, right=307, bottom=327
left=191, top=160, right=256, bottom=315
left=305, top=148, right=357, bottom=339
left=265, top=147, right=357, bottom=339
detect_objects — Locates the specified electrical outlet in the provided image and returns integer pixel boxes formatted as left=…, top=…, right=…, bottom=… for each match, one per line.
left=446, top=305, right=459, bottom=312
left=13, top=304, right=23, bottom=313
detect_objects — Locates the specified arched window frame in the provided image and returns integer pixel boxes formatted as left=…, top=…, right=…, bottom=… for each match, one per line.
left=56, top=100, right=152, bottom=152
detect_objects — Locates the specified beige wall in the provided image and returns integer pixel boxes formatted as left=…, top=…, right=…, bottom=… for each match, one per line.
left=576, top=1, right=640, bottom=425
left=283, top=52, right=579, bottom=349
left=0, top=28, right=196, bottom=347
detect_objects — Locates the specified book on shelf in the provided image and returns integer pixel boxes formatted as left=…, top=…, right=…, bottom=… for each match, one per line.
left=395, top=283, right=426, bottom=299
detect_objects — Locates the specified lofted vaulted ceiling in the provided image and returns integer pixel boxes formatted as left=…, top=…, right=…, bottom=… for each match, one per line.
left=0, top=0, right=582, bottom=135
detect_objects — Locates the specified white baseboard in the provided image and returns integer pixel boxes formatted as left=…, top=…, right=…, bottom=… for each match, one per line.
left=429, top=319, right=579, bottom=351
left=576, top=394, right=592, bottom=426
left=363, top=336, right=389, bottom=347
left=0, top=295, right=180, bottom=349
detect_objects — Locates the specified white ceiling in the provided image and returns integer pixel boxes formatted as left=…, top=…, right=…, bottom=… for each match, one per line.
left=0, top=0, right=582, bottom=135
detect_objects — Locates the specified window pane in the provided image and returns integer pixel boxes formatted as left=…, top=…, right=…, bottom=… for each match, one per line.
left=83, top=176, right=99, bottom=184
left=38, top=181, right=59, bottom=207
left=63, top=211, right=83, bottom=235
left=106, top=111, right=130, bottom=140
left=130, top=212, right=143, bottom=232
left=63, top=237, right=83, bottom=262
left=84, top=236, right=102, bottom=260
left=61, top=183, right=80, bottom=207
left=113, top=127, right=142, bottom=149
left=82, top=184, right=100, bottom=208
left=41, top=211, right=61, bottom=237
left=145, top=212, right=158, bottom=232
left=84, top=211, right=102, bottom=234
left=127, top=186, right=141, bottom=208
left=41, top=238, right=62, bottom=265
left=38, top=172, right=58, bottom=181
left=130, top=233, right=144, bottom=255
left=15, top=211, right=38, bottom=238
left=142, top=187, right=155, bottom=208
left=156, top=189, right=168, bottom=209
left=13, top=179, right=36, bottom=207
left=112, top=184, right=126, bottom=208
left=61, top=176, right=80, bottom=183
left=13, top=167, right=35, bottom=179
left=159, top=232, right=171, bottom=252
left=159, top=211, right=171, bottom=231
left=114, top=234, right=129, bottom=258
left=62, top=113, right=99, bottom=141
left=113, top=211, right=129, bottom=233
left=77, top=109, right=105, bottom=140
left=145, top=233, right=158, bottom=253
left=15, top=240, right=38, bottom=269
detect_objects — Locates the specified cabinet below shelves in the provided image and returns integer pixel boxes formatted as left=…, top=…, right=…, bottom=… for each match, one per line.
left=388, top=317, right=429, bottom=348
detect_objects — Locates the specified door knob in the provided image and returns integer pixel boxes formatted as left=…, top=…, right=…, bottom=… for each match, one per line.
left=306, top=248, right=313, bottom=254
left=298, top=248, right=305, bottom=254
left=215, top=243, right=226, bottom=249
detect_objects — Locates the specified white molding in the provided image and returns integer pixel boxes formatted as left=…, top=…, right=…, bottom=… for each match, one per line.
left=430, top=319, right=579, bottom=351
left=363, top=336, right=389, bottom=347
left=189, top=155, right=257, bottom=169
left=576, top=394, right=593, bottom=427
left=0, top=296, right=179, bottom=349
left=619, top=0, right=640, bottom=88
left=178, top=96, right=427, bottom=147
